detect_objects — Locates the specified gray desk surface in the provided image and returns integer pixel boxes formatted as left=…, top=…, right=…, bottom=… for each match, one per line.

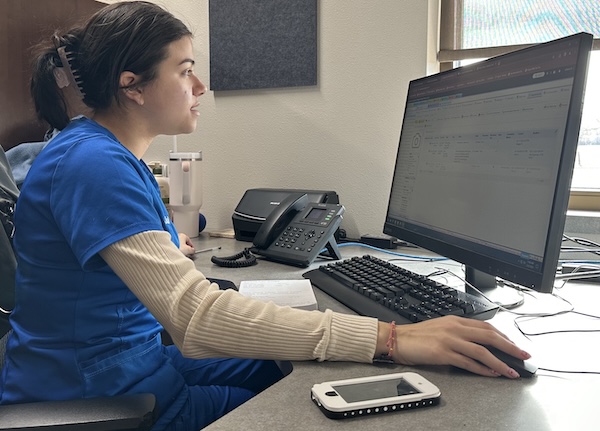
left=191, top=235, right=600, bottom=431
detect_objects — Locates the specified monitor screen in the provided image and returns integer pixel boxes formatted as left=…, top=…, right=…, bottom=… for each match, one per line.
left=383, top=33, right=593, bottom=299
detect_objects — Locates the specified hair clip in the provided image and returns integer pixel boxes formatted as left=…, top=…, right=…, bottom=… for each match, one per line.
left=56, top=46, right=85, bottom=99
left=53, top=67, right=70, bottom=89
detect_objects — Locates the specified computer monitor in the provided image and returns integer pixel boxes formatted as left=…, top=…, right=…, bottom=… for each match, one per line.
left=383, top=33, right=593, bottom=306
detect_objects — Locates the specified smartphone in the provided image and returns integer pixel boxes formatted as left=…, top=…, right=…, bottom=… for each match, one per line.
left=310, top=372, right=441, bottom=420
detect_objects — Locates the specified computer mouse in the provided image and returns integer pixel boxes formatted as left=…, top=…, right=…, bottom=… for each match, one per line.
left=483, top=345, right=537, bottom=378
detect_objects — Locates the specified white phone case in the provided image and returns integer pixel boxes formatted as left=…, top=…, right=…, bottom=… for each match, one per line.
left=311, top=372, right=441, bottom=419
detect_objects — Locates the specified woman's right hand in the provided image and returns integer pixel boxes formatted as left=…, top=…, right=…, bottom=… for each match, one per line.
left=178, top=233, right=196, bottom=256
left=377, top=316, right=531, bottom=378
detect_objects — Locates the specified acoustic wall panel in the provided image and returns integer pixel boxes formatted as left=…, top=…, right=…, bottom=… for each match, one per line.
left=209, top=0, right=317, bottom=91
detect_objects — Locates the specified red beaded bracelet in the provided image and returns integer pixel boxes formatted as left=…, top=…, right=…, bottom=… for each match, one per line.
left=385, top=320, right=396, bottom=360
left=374, top=321, right=397, bottom=363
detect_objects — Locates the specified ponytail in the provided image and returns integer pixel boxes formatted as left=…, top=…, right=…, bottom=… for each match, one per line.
left=30, top=30, right=84, bottom=131
left=30, top=46, right=69, bottom=130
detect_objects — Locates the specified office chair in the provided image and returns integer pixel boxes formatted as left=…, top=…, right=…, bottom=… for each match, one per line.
left=0, top=148, right=156, bottom=430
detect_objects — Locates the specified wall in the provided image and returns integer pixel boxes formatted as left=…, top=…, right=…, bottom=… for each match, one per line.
left=106, top=0, right=431, bottom=238
left=0, top=0, right=105, bottom=150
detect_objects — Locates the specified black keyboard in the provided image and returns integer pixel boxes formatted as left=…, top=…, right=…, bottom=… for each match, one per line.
left=303, top=255, right=498, bottom=324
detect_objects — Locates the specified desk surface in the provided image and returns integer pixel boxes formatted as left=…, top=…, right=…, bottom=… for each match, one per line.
left=191, top=235, right=600, bottom=431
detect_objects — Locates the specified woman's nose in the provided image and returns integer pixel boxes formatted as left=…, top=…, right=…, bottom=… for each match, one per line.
left=194, top=76, right=207, bottom=96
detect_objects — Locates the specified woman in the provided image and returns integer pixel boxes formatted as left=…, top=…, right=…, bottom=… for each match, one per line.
left=0, top=2, right=531, bottom=430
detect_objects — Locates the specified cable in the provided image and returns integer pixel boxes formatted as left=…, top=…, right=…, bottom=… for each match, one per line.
left=536, top=368, right=600, bottom=375
left=513, top=307, right=600, bottom=337
left=429, top=266, right=529, bottom=313
left=562, top=234, right=600, bottom=258
left=556, top=263, right=600, bottom=282
left=509, top=281, right=600, bottom=376
left=563, top=234, right=600, bottom=248
left=435, top=267, right=600, bottom=375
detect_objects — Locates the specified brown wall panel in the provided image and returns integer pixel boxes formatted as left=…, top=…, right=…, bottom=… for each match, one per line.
left=0, top=0, right=105, bottom=150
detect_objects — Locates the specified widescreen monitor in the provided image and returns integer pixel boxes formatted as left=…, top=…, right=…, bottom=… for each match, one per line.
left=383, top=33, right=593, bottom=305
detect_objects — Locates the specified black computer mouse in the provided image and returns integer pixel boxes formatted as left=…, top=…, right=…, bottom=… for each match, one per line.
left=483, top=345, right=537, bottom=378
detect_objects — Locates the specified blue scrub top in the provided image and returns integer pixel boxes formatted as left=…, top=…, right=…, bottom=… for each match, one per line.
left=0, top=118, right=186, bottom=422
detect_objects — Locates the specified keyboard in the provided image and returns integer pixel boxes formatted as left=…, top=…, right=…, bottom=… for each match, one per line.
left=302, top=255, right=498, bottom=324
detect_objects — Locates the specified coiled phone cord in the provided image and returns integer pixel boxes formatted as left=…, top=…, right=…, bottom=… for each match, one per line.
left=211, top=248, right=257, bottom=268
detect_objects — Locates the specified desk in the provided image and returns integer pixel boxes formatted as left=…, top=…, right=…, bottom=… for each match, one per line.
left=191, top=235, right=600, bottom=431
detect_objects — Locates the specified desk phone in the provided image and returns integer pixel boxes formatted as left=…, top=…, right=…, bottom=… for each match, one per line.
left=252, top=193, right=344, bottom=267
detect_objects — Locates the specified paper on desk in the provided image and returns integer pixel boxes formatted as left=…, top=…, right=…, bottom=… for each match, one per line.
left=207, top=228, right=236, bottom=239
left=238, top=279, right=318, bottom=311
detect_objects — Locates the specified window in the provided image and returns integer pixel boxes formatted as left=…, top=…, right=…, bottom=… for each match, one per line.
left=439, top=0, right=600, bottom=210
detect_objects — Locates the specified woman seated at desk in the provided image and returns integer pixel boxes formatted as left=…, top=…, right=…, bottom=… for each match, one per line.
left=0, top=2, right=531, bottom=430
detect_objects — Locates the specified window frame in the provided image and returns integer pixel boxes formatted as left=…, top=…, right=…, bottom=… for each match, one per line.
left=438, top=0, right=600, bottom=211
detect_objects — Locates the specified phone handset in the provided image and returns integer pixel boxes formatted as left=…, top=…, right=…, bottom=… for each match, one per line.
left=253, top=193, right=309, bottom=249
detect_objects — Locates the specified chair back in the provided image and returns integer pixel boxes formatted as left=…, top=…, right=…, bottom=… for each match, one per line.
left=0, top=330, right=9, bottom=371
left=0, top=146, right=19, bottom=338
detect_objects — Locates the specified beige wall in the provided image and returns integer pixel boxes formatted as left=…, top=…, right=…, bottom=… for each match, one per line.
left=107, top=0, right=433, bottom=238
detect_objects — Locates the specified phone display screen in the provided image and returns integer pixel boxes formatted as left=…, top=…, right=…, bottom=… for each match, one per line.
left=305, top=207, right=326, bottom=221
left=332, top=377, right=421, bottom=403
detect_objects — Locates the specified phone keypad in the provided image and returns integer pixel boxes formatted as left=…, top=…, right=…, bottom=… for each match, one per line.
left=273, top=225, right=327, bottom=254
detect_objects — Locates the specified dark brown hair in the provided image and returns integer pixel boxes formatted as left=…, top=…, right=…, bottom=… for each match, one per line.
left=30, top=1, right=192, bottom=130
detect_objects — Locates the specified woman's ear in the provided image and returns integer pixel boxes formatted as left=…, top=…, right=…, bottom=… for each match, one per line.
left=119, top=71, right=144, bottom=105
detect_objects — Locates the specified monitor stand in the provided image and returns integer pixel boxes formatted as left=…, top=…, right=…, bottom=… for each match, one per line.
left=465, top=267, right=524, bottom=309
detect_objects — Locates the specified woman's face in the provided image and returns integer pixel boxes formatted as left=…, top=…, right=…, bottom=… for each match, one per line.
left=139, top=36, right=206, bottom=136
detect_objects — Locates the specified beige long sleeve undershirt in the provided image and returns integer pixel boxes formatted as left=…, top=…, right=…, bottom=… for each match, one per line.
left=99, top=230, right=378, bottom=362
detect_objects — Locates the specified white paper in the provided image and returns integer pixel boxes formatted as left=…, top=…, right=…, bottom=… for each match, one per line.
left=238, top=279, right=318, bottom=310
